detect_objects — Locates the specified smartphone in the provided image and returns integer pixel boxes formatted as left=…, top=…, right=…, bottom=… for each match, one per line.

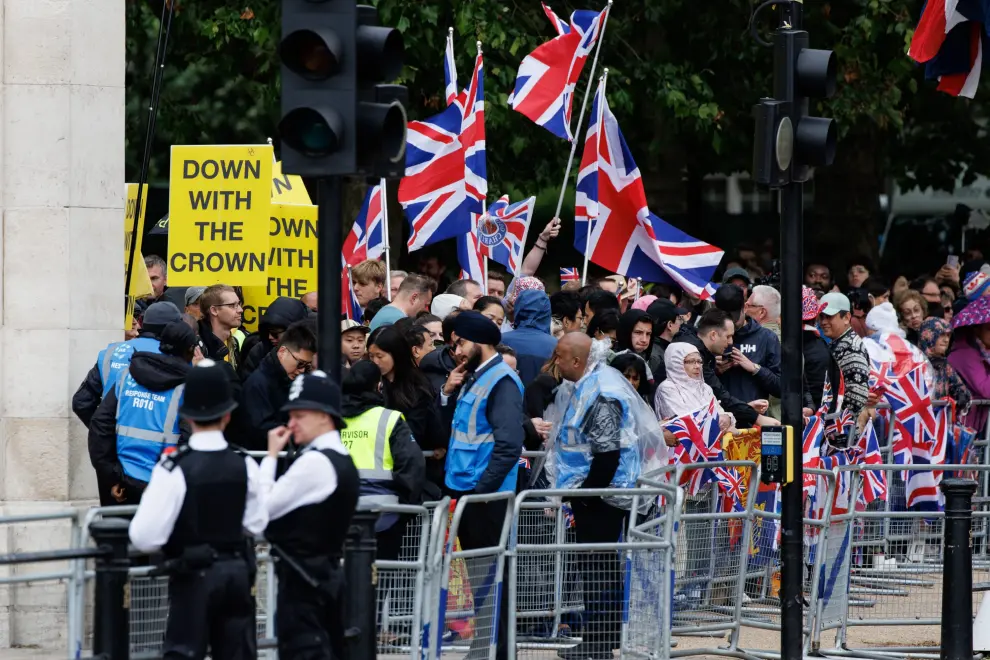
left=947, top=255, right=960, bottom=268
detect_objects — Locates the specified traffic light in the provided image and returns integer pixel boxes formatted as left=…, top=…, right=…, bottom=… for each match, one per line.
left=752, top=28, right=837, bottom=187
left=279, top=1, right=407, bottom=177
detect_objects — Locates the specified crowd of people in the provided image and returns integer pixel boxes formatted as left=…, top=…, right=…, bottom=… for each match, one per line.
left=66, top=236, right=990, bottom=660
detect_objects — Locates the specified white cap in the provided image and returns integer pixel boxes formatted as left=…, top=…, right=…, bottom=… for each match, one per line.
left=818, top=292, right=851, bottom=316
left=431, top=293, right=465, bottom=319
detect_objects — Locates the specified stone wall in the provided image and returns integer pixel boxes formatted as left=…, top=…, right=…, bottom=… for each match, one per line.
left=0, top=0, right=125, bottom=648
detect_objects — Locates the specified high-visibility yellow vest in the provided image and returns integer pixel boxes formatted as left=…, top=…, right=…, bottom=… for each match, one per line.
left=341, top=406, right=401, bottom=482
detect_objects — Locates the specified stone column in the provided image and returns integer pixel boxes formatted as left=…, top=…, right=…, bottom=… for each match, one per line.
left=0, top=0, right=125, bottom=648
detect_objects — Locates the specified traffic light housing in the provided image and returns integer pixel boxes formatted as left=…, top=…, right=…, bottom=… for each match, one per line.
left=279, top=1, right=407, bottom=177
left=753, top=29, right=837, bottom=187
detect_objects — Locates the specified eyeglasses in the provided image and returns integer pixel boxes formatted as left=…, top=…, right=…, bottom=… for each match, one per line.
left=285, top=347, right=312, bottom=371
left=214, top=301, right=242, bottom=310
left=683, top=358, right=704, bottom=366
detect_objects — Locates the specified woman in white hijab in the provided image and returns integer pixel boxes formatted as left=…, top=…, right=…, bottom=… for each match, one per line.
left=655, top=342, right=734, bottom=432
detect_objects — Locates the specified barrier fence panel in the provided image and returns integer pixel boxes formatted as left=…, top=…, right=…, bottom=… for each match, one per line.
left=815, top=463, right=990, bottom=660
left=435, top=491, right=515, bottom=660
left=507, top=485, right=678, bottom=660
left=373, top=503, right=434, bottom=660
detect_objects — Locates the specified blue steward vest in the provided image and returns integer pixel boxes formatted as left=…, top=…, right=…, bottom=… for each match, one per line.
left=446, top=360, right=524, bottom=493
left=97, top=337, right=161, bottom=396
left=115, top=368, right=185, bottom=483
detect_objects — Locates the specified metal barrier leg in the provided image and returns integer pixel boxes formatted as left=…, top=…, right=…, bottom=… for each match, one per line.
left=940, top=478, right=978, bottom=660
left=90, top=518, right=132, bottom=660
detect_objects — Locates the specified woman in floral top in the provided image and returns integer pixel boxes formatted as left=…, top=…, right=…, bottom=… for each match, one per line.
left=919, top=317, right=971, bottom=408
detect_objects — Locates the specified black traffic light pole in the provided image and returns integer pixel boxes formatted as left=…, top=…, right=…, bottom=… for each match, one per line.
left=776, top=5, right=805, bottom=660
left=754, top=2, right=836, bottom=657
left=317, top=177, right=343, bottom=383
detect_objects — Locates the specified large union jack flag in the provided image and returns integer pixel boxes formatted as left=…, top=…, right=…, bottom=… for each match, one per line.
left=475, top=195, right=535, bottom=275
left=910, top=0, right=986, bottom=97
left=574, top=77, right=723, bottom=293
left=343, top=183, right=385, bottom=266
left=508, top=3, right=607, bottom=141
left=399, top=39, right=486, bottom=252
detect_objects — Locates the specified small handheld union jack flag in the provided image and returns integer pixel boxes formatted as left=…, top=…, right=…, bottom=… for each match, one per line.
left=560, top=267, right=580, bottom=285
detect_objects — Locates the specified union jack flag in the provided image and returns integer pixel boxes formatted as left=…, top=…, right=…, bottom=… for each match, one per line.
left=456, top=227, right=486, bottom=284
left=560, top=267, right=580, bottom=285
left=398, top=103, right=475, bottom=250
left=713, top=466, right=745, bottom=513
left=341, top=258, right=362, bottom=323
left=662, top=398, right=723, bottom=494
left=475, top=195, right=534, bottom=275
left=884, top=364, right=942, bottom=510
left=869, top=358, right=895, bottom=398
left=803, top=414, right=824, bottom=496
left=910, top=1, right=986, bottom=97
left=853, top=419, right=887, bottom=505
left=343, top=183, right=385, bottom=266
left=574, top=77, right=722, bottom=293
left=508, top=4, right=607, bottom=141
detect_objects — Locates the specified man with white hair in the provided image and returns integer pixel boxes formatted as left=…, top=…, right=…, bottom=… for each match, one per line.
left=745, top=285, right=781, bottom=338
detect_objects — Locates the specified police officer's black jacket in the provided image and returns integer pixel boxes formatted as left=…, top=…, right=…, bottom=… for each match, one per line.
left=88, top=352, right=192, bottom=489
left=341, top=389, right=426, bottom=505
left=671, top=325, right=759, bottom=428
left=266, top=449, right=360, bottom=560
left=161, top=444, right=249, bottom=558
left=72, top=331, right=159, bottom=428
left=232, top=349, right=291, bottom=452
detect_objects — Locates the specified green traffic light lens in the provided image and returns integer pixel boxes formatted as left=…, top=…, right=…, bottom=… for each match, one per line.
left=279, top=108, right=342, bottom=156
left=281, top=29, right=341, bottom=80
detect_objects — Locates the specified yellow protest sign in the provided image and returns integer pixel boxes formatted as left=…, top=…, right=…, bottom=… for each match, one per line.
left=272, top=161, right=312, bottom=205
left=167, top=144, right=272, bottom=287
left=241, top=203, right=318, bottom=332
left=125, top=184, right=154, bottom=329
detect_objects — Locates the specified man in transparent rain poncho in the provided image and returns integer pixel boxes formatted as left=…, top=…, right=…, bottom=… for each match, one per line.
left=545, top=333, right=669, bottom=660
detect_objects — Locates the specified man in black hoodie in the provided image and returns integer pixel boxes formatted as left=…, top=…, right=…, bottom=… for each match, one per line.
left=87, top=322, right=200, bottom=505
left=646, top=299, right=688, bottom=382
left=235, top=321, right=317, bottom=451
left=238, top=296, right=311, bottom=380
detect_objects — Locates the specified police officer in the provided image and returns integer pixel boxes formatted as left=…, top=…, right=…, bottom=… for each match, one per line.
left=261, top=370, right=360, bottom=660
left=341, top=360, right=424, bottom=557
left=129, top=359, right=267, bottom=660
left=73, top=301, right=184, bottom=426
left=87, top=322, right=202, bottom=505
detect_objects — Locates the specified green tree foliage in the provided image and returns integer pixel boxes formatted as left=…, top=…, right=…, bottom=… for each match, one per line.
left=127, top=0, right=989, bottom=262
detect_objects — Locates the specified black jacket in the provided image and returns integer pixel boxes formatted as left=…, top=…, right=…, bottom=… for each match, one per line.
left=381, top=377, right=446, bottom=492
left=233, top=349, right=292, bottom=451
left=648, top=336, right=672, bottom=384
left=88, top=352, right=192, bottom=492
left=803, top=329, right=831, bottom=410
left=198, top=319, right=240, bottom=372
left=672, top=327, right=759, bottom=428
left=420, top=345, right=458, bottom=397
left=342, top=390, right=426, bottom=505
left=72, top=332, right=159, bottom=428
left=238, top=297, right=310, bottom=380
left=719, top=318, right=782, bottom=402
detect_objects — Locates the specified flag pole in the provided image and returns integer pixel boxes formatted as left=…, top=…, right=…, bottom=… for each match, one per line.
left=552, top=0, right=613, bottom=223
left=481, top=200, right=488, bottom=288
left=515, top=197, right=536, bottom=278
left=381, top=178, right=392, bottom=301
left=267, top=137, right=276, bottom=163
left=582, top=68, right=608, bottom=286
